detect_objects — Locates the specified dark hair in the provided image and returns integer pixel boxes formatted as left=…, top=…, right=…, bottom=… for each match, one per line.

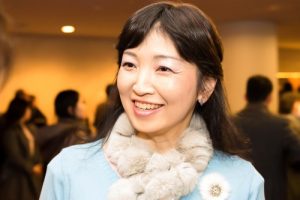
left=98, top=2, right=248, bottom=156
left=246, top=75, right=273, bottom=103
left=282, top=82, right=292, bottom=92
left=4, top=98, right=31, bottom=125
left=55, top=90, right=79, bottom=118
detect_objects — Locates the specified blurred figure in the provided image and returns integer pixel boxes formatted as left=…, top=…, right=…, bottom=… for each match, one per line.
left=0, top=97, right=43, bottom=200
left=27, top=95, right=47, bottom=128
left=280, top=81, right=293, bottom=96
left=279, top=82, right=300, bottom=114
left=93, top=84, right=117, bottom=133
left=284, top=98, right=300, bottom=200
left=233, top=75, right=300, bottom=200
left=15, top=89, right=31, bottom=101
left=14, top=89, right=47, bottom=127
left=37, top=89, right=92, bottom=170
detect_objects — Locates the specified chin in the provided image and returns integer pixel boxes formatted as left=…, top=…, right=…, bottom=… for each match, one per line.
left=131, top=120, right=162, bottom=135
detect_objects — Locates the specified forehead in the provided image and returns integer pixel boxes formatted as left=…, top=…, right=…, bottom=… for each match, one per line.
left=126, top=26, right=180, bottom=58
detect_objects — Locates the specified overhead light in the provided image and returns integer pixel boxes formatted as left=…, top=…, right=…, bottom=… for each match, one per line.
left=61, top=25, right=75, bottom=33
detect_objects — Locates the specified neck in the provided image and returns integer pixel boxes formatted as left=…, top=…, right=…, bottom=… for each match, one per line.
left=135, top=133, right=181, bottom=153
left=136, top=117, right=191, bottom=153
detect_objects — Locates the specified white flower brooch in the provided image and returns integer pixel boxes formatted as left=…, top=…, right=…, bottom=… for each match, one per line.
left=199, top=173, right=230, bottom=200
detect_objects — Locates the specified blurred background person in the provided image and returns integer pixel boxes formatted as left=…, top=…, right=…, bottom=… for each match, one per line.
left=0, top=97, right=43, bottom=200
left=37, top=89, right=92, bottom=172
left=27, top=95, right=47, bottom=128
left=279, top=81, right=300, bottom=114
left=93, top=83, right=117, bottom=134
left=13, top=89, right=47, bottom=128
left=283, top=97, right=300, bottom=200
left=233, top=75, right=300, bottom=200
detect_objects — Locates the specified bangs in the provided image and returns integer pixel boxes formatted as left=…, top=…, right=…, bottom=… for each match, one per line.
left=116, top=3, right=171, bottom=66
left=116, top=2, right=223, bottom=79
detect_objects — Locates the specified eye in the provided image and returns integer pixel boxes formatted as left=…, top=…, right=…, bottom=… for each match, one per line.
left=121, top=62, right=136, bottom=70
left=157, top=66, right=174, bottom=73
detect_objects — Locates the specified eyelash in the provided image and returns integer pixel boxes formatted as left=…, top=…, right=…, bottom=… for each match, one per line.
left=157, top=66, right=174, bottom=73
left=121, top=62, right=136, bottom=70
left=121, top=62, right=175, bottom=73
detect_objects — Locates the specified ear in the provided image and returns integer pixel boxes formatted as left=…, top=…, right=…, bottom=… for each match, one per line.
left=197, top=77, right=217, bottom=105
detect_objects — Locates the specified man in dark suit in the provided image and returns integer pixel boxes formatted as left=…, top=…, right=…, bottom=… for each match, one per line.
left=233, top=75, right=300, bottom=200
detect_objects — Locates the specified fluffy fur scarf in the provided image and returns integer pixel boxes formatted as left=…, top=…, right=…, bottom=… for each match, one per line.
left=105, top=113, right=213, bottom=200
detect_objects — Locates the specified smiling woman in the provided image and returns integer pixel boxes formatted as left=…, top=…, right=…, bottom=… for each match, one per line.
left=117, top=27, right=202, bottom=147
left=40, top=2, right=265, bottom=200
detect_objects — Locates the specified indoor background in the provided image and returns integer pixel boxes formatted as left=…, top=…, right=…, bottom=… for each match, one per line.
left=1, top=0, right=299, bottom=124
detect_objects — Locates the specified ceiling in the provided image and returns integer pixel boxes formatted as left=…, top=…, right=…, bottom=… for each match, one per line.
left=2, top=0, right=300, bottom=49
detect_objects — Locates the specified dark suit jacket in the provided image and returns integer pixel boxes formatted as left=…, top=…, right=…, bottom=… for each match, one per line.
left=233, top=103, right=300, bottom=200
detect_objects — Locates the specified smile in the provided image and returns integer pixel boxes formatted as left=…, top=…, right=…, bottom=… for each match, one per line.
left=134, top=101, right=163, bottom=110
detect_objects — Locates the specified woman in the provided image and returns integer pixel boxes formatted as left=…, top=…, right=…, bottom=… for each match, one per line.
left=0, top=98, right=43, bottom=200
left=40, top=2, right=264, bottom=200
left=37, top=89, right=92, bottom=169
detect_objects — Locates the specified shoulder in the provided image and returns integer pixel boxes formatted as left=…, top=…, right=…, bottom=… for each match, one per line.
left=207, top=151, right=261, bottom=175
left=200, top=151, right=264, bottom=198
left=42, top=140, right=119, bottom=199
left=47, top=140, right=104, bottom=174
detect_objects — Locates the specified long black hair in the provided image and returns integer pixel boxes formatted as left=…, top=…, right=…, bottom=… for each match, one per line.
left=97, top=2, right=248, bottom=157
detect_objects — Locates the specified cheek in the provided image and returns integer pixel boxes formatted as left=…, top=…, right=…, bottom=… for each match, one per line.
left=117, top=70, right=132, bottom=96
left=156, top=75, right=198, bottom=102
left=75, top=103, right=87, bottom=117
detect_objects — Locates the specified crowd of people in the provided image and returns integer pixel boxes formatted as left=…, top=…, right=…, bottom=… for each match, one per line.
left=233, top=75, right=300, bottom=200
left=0, top=88, right=102, bottom=199
left=1, top=1, right=300, bottom=200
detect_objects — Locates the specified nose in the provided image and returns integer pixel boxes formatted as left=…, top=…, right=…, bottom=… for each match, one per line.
left=133, top=68, right=155, bottom=96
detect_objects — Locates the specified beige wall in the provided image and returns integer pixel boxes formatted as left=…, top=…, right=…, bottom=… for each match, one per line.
left=279, top=48, right=300, bottom=72
left=221, top=22, right=278, bottom=113
left=0, top=35, right=118, bottom=124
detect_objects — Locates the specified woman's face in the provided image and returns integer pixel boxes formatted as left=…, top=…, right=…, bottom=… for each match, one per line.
left=117, top=28, right=202, bottom=138
left=74, top=96, right=87, bottom=120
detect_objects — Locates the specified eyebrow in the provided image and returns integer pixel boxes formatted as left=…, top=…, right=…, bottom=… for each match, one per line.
left=123, top=51, right=183, bottom=62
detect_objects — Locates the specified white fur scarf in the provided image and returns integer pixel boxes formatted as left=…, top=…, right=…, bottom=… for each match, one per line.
left=105, top=113, right=213, bottom=200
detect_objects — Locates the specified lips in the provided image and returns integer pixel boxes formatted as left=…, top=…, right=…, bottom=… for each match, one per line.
left=134, top=101, right=163, bottom=110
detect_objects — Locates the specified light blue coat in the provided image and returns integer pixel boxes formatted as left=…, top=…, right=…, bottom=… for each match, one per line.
left=40, top=141, right=264, bottom=200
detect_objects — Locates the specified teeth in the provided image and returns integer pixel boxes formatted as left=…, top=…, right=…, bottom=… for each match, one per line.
left=135, top=101, right=161, bottom=110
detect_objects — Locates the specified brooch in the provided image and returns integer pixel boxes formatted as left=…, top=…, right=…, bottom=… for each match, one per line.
left=199, top=173, right=230, bottom=200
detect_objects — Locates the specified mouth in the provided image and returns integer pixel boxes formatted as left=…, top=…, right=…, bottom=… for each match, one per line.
left=134, top=100, right=163, bottom=110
